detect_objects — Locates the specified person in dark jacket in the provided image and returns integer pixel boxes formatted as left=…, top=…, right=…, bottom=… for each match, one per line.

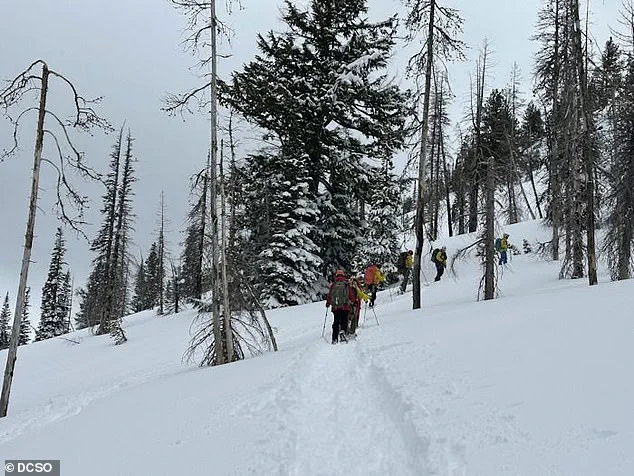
left=326, top=269, right=356, bottom=343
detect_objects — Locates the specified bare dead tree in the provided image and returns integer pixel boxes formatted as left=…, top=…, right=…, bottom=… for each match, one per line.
left=168, top=0, right=273, bottom=366
left=0, top=60, right=111, bottom=418
left=404, top=0, right=465, bottom=310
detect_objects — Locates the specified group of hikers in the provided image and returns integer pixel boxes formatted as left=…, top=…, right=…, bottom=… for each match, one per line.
left=324, top=233, right=512, bottom=344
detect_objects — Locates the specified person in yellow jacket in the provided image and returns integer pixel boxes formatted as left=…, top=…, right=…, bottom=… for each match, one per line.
left=348, top=277, right=368, bottom=336
left=364, top=263, right=385, bottom=307
left=433, top=246, right=447, bottom=282
left=398, top=250, right=414, bottom=293
left=496, top=233, right=511, bottom=265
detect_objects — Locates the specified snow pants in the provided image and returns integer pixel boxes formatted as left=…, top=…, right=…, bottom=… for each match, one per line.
left=434, top=262, right=445, bottom=282
left=332, top=309, right=349, bottom=343
left=366, top=284, right=377, bottom=306
left=499, top=250, right=508, bottom=265
left=349, top=304, right=360, bottom=334
left=400, top=267, right=411, bottom=292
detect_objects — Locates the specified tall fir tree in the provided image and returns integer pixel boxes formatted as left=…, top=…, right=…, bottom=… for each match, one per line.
left=77, top=130, right=123, bottom=330
left=77, top=129, right=137, bottom=341
left=224, top=0, right=409, bottom=296
left=0, top=293, right=10, bottom=350
left=36, top=227, right=69, bottom=341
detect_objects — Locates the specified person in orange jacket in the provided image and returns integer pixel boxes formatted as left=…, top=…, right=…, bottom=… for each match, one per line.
left=364, top=263, right=385, bottom=307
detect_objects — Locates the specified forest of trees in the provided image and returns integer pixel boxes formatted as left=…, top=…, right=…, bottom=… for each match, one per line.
left=1, top=0, right=634, bottom=378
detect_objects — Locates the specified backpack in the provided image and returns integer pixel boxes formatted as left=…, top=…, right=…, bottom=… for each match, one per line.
left=364, top=266, right=377, bottom=285
left=431, top=248, right=440, bottom=263
left=397, top=252, right=407, bottom=269
left=331, top=281, right=350, bottom=309
left=495, top=238, right=502, bottom=251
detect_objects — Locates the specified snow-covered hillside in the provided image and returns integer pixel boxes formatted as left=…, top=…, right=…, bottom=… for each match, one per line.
left=0, top=221, right=632, bottom=475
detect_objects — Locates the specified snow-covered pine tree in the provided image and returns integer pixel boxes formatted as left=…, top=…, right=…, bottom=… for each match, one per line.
left=19, top=288, right=31, bottom=345
left=144, top=242, right=161, bottom=310
left=353, top=159, right=401, bottom=280
left=247, top=149, right=324, bottom=308
left=224, top=0, right=409, bottom=286
left=36, top=227, right=69, bottom=340
left=0, top=294, right=10, bottom=350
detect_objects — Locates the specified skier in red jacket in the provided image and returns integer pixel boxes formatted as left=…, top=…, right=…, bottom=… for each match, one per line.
left=326, top=269, right=356, bottom=344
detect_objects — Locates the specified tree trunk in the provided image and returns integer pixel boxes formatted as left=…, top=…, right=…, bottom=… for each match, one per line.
left=219, top=140, right=234, bottom=362
left=528, top=160, right=543, bottom=219
left=441, top=122, right=453, bottom=237
left=210, top=0, right=224, bottom=365
left=550, top=0, right=562, bottom=262
left=413, top=0, right=436, bottom=310
left=158, top=191, right=166, bottom=315
left=571, top=0, right=598, bottom=285
left=0, top=63, right=49, bottom=418
left=484, top=154, right=496, bottom=300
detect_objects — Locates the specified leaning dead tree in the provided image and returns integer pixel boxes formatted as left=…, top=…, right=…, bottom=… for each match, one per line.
left=168, top=0, right=276, bottom=365
left=0, top=60, right=110, bottom=417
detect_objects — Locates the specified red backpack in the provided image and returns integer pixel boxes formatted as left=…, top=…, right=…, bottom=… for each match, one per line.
left=364, top=265, right=377, bottom=285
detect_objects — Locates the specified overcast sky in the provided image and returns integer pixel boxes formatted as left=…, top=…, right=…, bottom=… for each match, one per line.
left=0, top=0, right=620, bottom=322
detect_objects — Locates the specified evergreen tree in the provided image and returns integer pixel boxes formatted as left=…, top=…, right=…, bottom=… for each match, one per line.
left=0, top=293, right=10, bottom=350
left=78, top=130, right=123, bottom=330
left=354, top=161, right=401, bottom=279
left=605, top=54, right=634, bottom=280
left=37, top=227, right=69, bottom=341
left=19, top=288, right=31, bottom=346
left=181, top=161, right=209, bottom=301
left=224, top=0, right=409, bottom=292
left=77, top=129, right=137, bottom=342
left=245, top=149, right=324, bottom=308
left=131, top=257, right=148, bottom=312
left=145, top=242, right=161, bottom=309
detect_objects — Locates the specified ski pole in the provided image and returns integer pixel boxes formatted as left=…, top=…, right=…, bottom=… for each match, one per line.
left=372, top=306, right=380, bottom=326
left=363, top=302, right=368, bottom=327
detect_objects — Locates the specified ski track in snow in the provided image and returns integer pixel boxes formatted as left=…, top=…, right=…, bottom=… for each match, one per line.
left=236, top=333, right=434, bottom=476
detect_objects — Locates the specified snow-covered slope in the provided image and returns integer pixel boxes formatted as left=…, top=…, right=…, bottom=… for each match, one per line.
left=1, top=221, right=633, bottom=475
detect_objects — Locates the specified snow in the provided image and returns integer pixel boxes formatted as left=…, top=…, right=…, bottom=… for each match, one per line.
left=1, top=220, right=633, bottom=475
